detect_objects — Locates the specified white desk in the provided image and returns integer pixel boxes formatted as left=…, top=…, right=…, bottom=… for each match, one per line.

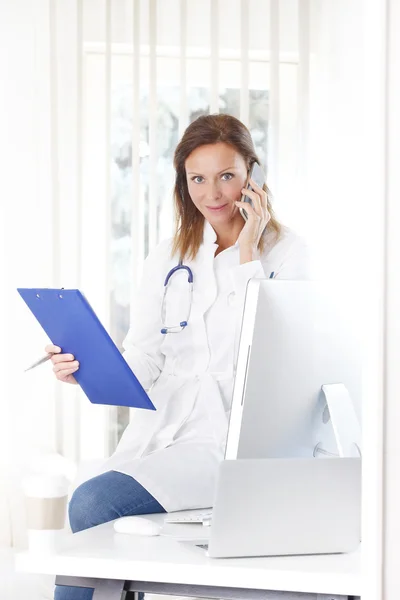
left=15, top=513, right=361, bottom=600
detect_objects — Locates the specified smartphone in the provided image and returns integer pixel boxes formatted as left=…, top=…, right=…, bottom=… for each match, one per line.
left=239, top=162, right=266, bottom=221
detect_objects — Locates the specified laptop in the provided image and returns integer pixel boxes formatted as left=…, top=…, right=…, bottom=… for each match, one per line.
left=206, top=457, right=361, bottom=558
left=162, top=457, right=361, bottom=558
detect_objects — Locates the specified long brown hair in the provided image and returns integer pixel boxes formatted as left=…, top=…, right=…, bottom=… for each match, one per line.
left=171, top=113, right=281, bottom=261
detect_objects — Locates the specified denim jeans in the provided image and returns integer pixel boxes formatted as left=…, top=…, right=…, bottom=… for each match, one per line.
left=54, top=470, right=166, bottom=600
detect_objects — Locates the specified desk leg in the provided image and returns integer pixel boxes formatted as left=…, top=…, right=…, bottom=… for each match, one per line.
left=55, top=575, right=127, bottom=600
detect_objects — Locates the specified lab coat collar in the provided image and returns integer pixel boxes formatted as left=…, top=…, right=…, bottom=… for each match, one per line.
left=203, top=220, right=218, bottom=245
left=203, top=220, right=241, bottom=249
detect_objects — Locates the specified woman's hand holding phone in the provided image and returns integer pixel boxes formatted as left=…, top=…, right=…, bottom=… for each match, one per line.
left=235, top=177, right=271, bottom=264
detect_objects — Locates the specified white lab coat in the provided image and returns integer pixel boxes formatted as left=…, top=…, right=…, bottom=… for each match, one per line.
left=101, top=221, right=311, bottom=512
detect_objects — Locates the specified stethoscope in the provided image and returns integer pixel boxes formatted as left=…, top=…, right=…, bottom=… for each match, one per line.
left=161, top=261, right=194, bottom=334
left=160, top=260, right=275, bottom=335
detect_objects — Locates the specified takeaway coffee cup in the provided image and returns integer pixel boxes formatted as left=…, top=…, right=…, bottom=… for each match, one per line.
left=23, top=474, right=69, bottom=553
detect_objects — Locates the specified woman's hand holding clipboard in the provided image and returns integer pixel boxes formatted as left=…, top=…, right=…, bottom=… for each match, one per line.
left=45, top=344, right=80, bottom=385
left=18, top=288, right=155, bottom=410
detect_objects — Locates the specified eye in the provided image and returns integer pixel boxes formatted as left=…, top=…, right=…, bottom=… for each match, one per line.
left=221, top=172, right=234, bottom=181
left=191, top=175, right=204, bottom=184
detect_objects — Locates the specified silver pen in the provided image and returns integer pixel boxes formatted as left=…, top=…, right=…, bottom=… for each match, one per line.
left=24, top=352, right=55, bottom=372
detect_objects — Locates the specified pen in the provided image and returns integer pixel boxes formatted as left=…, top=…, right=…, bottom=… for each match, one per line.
left=24, top=352, right=55, bottom=372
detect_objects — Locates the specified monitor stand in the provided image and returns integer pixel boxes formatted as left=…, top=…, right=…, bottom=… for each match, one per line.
left=314, top=383, right=362, bottom=458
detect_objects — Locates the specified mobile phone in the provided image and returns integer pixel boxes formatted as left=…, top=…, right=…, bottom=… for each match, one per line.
left=239, top=162, right=266, bottom=221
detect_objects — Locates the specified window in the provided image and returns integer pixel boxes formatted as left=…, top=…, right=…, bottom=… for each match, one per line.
left=84, top=43, right=298, bottom=452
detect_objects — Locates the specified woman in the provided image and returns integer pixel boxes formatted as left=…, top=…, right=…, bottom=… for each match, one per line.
left=51, top=114, right=310, bottom=599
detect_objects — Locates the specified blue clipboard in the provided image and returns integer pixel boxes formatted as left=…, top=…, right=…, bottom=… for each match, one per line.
left=17, top=288, right=156, bottom=411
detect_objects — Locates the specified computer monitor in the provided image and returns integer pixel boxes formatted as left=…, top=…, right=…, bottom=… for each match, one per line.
left=225, top=280, right=362, bottom=460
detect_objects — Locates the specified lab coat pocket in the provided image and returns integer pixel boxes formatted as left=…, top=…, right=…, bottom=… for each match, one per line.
left=161, top=316, right=205, bottom=375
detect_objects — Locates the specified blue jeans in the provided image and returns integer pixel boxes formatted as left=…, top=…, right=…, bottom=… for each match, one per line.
left=54, top=470, right=166, bottom=600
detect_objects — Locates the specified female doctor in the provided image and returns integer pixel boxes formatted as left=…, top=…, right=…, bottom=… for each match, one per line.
left=50, top=114, right=310, bottom=600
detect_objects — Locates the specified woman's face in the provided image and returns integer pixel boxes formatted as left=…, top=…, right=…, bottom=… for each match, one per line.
left=185, top=142, right=248, bottom=228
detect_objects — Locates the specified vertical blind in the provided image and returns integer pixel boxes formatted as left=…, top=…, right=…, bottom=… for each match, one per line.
left=1, top=0, right=312, bottom=466
left=4, top=0, right=375, bottom=467
left=87, top=0, right=294, bottom=457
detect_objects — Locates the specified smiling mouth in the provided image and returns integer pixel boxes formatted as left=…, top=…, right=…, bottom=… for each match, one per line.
left=207, top=203, right=228, bottom=211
